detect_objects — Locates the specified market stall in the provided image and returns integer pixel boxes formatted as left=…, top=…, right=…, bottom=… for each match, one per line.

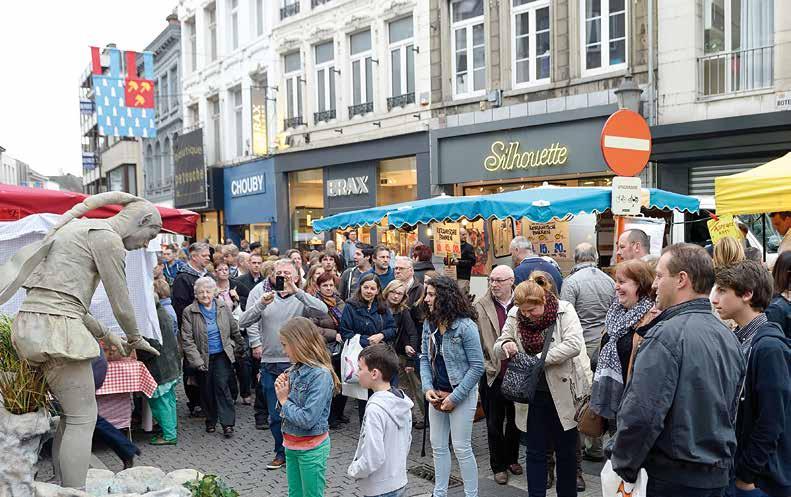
left=714, top=152, right=791, bottom=216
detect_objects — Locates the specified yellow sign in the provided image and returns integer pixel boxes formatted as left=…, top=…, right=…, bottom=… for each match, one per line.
left=252, top=102, right=268, bottom=155
left=433, top=222, right=461, bottom=258
left=707, top=215, right=744, bottom=244
left=525, top=221, right=570, bottom=260
left=483, top=141, right=568, bottom=172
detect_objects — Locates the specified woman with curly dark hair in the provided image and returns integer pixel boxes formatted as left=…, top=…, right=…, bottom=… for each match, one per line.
left=419, top=276, right=484, bottom=497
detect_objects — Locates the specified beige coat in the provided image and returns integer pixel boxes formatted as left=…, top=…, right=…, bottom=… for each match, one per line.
left=181, top=298, right=244, bottom=370
left=494, top=300, right=592, bottom=431
left=474, top=291, right=510, bottom=387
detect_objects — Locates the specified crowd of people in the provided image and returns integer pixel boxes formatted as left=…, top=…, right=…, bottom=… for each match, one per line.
left=124, top=223, right=791, bottom=497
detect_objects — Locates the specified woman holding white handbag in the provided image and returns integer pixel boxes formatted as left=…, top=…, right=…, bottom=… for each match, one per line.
left=494, top=278, right=591, bottom=497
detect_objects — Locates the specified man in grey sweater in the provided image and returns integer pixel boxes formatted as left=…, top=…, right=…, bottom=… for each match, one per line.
left=560, top=242, right=614, bottom=464
left=239, top=258, right=327, bottom=470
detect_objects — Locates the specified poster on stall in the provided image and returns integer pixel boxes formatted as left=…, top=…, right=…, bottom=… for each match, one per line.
left=525, top=221, right=570, bottom=260
left=492, top=219, right=516, bottom=258
left=618, top=216, right=666, bottom=256
left=467, top=220, right=489, bottom=276
left=433, top=222, right=461, bottom=258
left=707, top=214, right=744, bottom=244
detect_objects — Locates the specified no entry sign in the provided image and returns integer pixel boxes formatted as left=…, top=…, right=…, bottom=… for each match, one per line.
left=600, top=109, right=652, bottom=176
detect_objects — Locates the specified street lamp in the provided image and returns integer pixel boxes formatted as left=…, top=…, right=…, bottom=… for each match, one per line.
left=614, top=73, right=643, bottom=113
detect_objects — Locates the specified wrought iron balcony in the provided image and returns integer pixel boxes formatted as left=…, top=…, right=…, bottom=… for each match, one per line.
left=284, top=116, right=305, bottom=129
left=348, top=101, right=373, bottom=117
left=387, top=92, right=416, bottom=111
left=698, top=45, right=774, bottom=98
left=311, top=0, right=331, bottom=7
left=280, top=2, right=300, bottom=19
left=314, top=109, right=336, bottom=124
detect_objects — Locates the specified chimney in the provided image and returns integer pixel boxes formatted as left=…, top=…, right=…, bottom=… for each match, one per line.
left=167, top=13, right=179, bottom=25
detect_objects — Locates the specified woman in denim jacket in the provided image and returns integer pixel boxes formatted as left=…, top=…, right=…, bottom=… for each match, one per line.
left=275, top=317, right=341, bottom=497
left=419, top=276, right=485, bottom=497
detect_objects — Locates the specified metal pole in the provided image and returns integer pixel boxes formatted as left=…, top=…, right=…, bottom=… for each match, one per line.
left=762, top=214, right=767, bottom=262
left=647, top=0, right=655, bottom=125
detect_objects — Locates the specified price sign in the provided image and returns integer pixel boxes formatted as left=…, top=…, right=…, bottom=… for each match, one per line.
left=432, top=222, right=461, bottom=258
left=525, top=221, right=570, bottom=260
left=707, top=214, right=744, bottom=244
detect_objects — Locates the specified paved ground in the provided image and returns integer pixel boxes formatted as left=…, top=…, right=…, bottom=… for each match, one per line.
left=40, top=385, right=604, bottom=496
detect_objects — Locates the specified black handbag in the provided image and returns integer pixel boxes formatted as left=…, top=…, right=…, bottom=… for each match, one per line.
left=501, top=325, right=553, bottom=404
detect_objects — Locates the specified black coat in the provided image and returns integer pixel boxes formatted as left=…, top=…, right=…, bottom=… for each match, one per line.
left=456, top=241, right=476, bottom=280
left=171, top=264, right=203, bottom=329
left=234, top=272, right=267, bottom=311
left=765, top=294, right=791, bottom=338
left=393, top=309, right=419, bottom=360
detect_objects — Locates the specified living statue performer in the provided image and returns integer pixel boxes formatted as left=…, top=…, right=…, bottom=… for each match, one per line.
left=0, top=192, right=162, bottom=490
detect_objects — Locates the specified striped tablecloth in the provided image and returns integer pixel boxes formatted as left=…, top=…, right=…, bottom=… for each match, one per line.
left=96, top=359, right=158, bottom=398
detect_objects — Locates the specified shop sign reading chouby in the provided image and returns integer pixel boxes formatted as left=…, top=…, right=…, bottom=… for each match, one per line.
left=483, top=141, right=569, bottom=172
left=231, top=173, right=266, bottom=198
left=327, top=176, right=369, bottom=197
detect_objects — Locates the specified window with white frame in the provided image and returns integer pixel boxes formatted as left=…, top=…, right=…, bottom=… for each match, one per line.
left=451, top=0, right=486, bottom=98
left=206, top=4, right=218, bottom=63
left=187, top=17, right=197, bottom=72
left=210, top=96, right=221, bottom=164
left=230, top=0, right=240, bottom=50
left=350, top=29, right=374, bottom=116
left=314, top=41, right=336, bottom=123
left=512, top=0, right=551, bottom=87
left=160, top=73, right=169, bottom=115
left=188, top=103, right=200, bottom=126
left=255, top=0, right=264, bottom=37
left=170, top=67, right=179, bottom=110
left=231, top=86, right=243, bottom=157
left=284, top=52, right=304, bottom=128
left=581, top=0, right=626, bottom=75
left=388, top=16, right=415, bottom=109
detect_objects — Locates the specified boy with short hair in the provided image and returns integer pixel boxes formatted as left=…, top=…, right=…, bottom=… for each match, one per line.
left=348, top=344, right=413, bottom=497
left=712, top=260, right=791, bottom=497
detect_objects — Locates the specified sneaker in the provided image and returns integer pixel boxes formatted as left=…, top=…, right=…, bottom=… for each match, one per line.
left=413, top=420, right=425, bottom=430
left=508, top=463, right=523, bottom=475
left=223, top=426, right=234, bottom=439
left=494, top=472, right=508, bottom=485
left=266, top=458, right=285, bottom=470
left=255, top=420, right=269, bottom=430
left=576, top=471, right=586, bottom=492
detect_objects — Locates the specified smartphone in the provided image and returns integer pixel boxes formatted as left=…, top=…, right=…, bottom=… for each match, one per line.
left=274, top=276, right=285, bottom=292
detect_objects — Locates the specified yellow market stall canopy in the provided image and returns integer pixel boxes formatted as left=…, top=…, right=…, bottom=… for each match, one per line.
left=715, top=152, right=791, bottom=215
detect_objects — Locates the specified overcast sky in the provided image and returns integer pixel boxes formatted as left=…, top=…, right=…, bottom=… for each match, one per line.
left=0, top=1, right=176, bottom=177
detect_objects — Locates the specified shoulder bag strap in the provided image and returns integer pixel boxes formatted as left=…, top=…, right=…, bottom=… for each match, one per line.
left=538, top=322, right=556, bottom=363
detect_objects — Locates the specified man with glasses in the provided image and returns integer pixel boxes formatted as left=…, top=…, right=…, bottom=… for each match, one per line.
left=394, top=256, right=424, bottom=309
left=474, top=265, right=522, bottom=485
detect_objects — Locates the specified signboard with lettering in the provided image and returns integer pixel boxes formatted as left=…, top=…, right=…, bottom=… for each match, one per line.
left=525, top=221, right=570, bottom=260
left=777, top=91, right=791, bottom=112
left=433, top=222, right=461, bottom=258
left=707, top=214, right=744, bottom=244
left=251, top=86, right=268, bottom=155
left=223, top=158, right=276, bottom=225
left=173, top=128, right=207, bottom=209
left=612, top=176, right=642, bottom=215
left=327, top=176, right=369, bottom=197
left=435, top=114, right=611, bottom=184
left=231, top=173, right=266, bottom=198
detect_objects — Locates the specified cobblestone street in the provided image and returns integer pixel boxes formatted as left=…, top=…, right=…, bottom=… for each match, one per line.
left=89, top=386, right=604, bottom=497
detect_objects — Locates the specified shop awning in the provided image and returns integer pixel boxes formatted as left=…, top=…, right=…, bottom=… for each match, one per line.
left=312, top=185, right=699, bottom=232
left=0, top=183, right=199, bottom=236
left=714, top=152, right=791, bottom=216
left=388, top=186, right=699, bottom=226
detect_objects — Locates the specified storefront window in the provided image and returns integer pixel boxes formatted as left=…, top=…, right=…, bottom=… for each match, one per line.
left=246, top=223, right=271, bottom=252
left=197, top=211, right=221, bottom=244
left=288, top=168, right=324, bottom=248
left=462, top=176, right=611, bottom=196
left=378, top=157, right=418, bottom=257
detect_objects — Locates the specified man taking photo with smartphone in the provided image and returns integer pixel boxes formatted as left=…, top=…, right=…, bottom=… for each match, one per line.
left=239, top=258, right=328, bottom=470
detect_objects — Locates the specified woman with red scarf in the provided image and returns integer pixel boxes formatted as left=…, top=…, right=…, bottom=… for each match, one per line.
left=494, top=278, right=591, bottom=497
left=307, top=271, right=349, bottom=429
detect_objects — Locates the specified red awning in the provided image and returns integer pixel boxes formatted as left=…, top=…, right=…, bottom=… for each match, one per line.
left=0, top=183, right=198, bottom=236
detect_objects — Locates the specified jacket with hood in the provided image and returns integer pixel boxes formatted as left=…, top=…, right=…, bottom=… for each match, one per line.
left=735, top=320, right=791, bottom=496
left=413, top=260, right=435, bottom=284
left=171, top=263, right=205, bottom=328
left=765, top=293, right=790, bottom=338
left=348, top=388, right=413, bottom=496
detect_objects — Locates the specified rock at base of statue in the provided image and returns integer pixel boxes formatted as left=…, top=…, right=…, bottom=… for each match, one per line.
left=0, top=407, right=53, bottom=497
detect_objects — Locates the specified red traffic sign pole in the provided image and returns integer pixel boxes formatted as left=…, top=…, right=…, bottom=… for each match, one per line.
left=600, top=109, right=652, bottom=177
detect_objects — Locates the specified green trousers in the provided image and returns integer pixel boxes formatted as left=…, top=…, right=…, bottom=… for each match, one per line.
left=285, top=437, right=331, bottom=497
left=148, top=386, right=178, bottom=441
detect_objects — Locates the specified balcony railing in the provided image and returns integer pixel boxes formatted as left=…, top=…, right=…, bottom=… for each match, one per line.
left=284, top=116, right=305, bottom=129
left=311, top=0, right=331, bottom=7
left=387, top=92, right=416, bottom=111
left=348, top=101, right=373, bottom=117
left=280, top=2, right=300, bottom=19
left=314, top=109, right=336, bottom=124
left=698, top=46, right=774, bottom=98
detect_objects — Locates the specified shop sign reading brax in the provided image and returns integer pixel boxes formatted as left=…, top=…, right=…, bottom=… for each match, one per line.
left=327, top=176, right=369, bottom=197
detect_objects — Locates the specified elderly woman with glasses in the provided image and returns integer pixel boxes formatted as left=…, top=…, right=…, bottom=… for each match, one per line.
left=181, top=276, right=245, bottom=438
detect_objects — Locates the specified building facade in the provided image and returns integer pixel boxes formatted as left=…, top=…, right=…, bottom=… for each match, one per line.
left=271, top=0, right=432, bottom=251
left=178, top=0, right=277, bottom=244
left=141, top=14, right=183, bottom=207
left=1, top=148, right=18, bottom=186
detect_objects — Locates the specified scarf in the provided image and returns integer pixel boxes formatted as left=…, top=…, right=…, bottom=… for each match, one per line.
left=517, top=293, right=559, bottom=354
left=317, top=292, right=343, bottom=326
left=591, top=296, right=654, bottom=419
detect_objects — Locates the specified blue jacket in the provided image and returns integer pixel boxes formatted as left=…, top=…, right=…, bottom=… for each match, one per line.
left=765, top=295, right=791, bottom=339
left=735, top=321, right=791, bottom=496
left=514, top=256, right=563, bottom=291
left=339, top=300, right=396, bottom=347
left=420, top=317, right=484, bottom=406
left=363, top=267, right=395, bottom=289
left=280, top=363, right=333, bottom=437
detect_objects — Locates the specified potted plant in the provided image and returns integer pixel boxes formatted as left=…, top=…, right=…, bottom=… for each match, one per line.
left=0, top=314, right=51, bottom=496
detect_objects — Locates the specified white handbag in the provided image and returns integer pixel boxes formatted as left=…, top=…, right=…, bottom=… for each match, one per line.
left=340, top=334, right=363, bottom=384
